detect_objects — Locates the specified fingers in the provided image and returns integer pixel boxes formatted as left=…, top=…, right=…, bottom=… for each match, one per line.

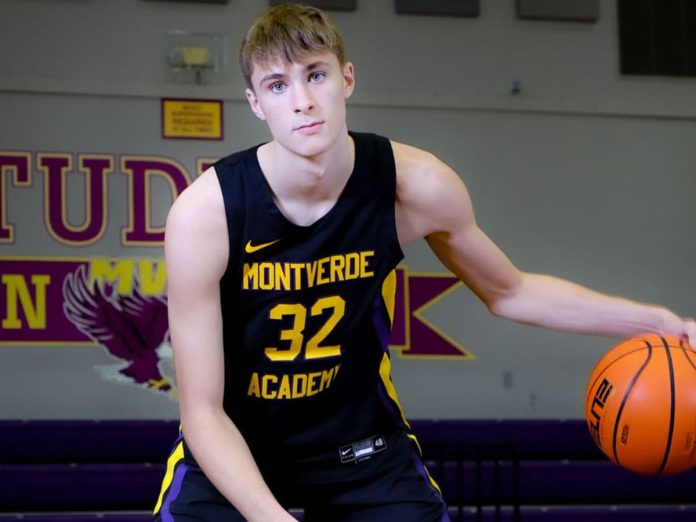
left=683, top=317, right=696, bottom=351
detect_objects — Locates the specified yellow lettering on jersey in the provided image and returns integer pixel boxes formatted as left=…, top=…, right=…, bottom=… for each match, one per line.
left=320, top=364, right=340, bottom=388
left=259, top=263, right=273, bottom=291
left=361, top=251, right=374, bottom=278
left=277, top=375, right=292, bottom=399
left=247, top=373, right=261, bottom=398
left=292, top=373, right=307, bottom=398
left=330, top=255, right=345, bottom=282
left=242, top=262, right=258, bottom=290
left=306, top=261, right=318, bottom=288
left=261, top=374, right=278, bottom=399
left=242, top=251, right=374, bottom=291
left=316, top=258, right=329, bottom=285
left=290, top=263, right=303, bottom=288
left=275, top=263, right=291, bottom=291
left=306, top=371, right=321, bottom=396
left=246, top=364, right=341, bottom=400
left=345, top=253, right=359, bottom=280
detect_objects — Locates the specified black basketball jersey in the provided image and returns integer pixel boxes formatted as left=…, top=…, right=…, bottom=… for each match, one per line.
left=212, top=132, right=407, bottom=483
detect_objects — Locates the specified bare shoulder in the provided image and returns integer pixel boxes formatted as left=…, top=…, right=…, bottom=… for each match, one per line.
left=391, top=140, right=468, bottom=205
left=391, top=140, right=474, bottom=246
left=391, top=141, right=444, bottom=181
left=165, top=167, right=228, bottom=279
left=168, top=167, right=223, bottom=222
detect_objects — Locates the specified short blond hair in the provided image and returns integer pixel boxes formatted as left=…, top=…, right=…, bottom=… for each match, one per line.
left=239, top=4, right=346, bottom=89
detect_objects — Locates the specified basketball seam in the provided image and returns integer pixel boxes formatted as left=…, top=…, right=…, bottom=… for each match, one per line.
left=584, top=347, right=651, bottom=413
left=678, top=338, right=696, bottom=371
left=611, top=340, right=652, bottom=467
left=657, top=336, right=676, bottom=475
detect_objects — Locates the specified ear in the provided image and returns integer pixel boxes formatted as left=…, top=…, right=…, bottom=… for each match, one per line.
left=245, top=88, right=266, bottom=120
left=342, top=62, right=355, bottom=99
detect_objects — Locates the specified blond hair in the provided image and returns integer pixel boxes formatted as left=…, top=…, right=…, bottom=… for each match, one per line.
left=239, top=4, right=346, bottom=89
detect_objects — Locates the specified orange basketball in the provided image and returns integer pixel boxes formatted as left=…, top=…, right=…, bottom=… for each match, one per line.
left=584, top=334, right=696, bottom=476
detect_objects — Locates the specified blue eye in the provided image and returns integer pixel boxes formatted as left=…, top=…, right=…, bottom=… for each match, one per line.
left=309, top=72, right=326, bottom=82
left=270, top=82, right=285, bottom=93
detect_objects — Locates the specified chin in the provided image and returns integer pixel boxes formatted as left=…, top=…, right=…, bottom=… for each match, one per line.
left=285, top=132, right=339, bottom=158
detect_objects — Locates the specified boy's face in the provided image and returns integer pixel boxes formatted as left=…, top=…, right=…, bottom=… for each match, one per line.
left=245, top=51, right=355, bottom=158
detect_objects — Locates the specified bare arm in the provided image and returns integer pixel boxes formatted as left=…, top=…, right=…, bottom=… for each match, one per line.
left=393, top=141, right=696, bottom=346
left=165, top=169, right=295, bottom=522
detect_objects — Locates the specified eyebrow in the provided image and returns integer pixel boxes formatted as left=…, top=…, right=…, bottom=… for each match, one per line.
left=258, top=61, right=331, bottom=87
left=306, top=61, right=331, bottom=71
left=259, top=72, right=285, bottom=86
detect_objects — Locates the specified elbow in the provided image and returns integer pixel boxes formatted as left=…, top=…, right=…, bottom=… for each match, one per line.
left=487, top=295, right=513, bottom=320
left=179, top=397, right=226, bottom=440
left=487, top=295, right=538, bottom=326
left=484, top=278, right=526, bottom=322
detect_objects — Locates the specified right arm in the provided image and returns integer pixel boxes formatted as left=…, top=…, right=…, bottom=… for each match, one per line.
left=392, top=142, right=695, bottom=345
left=165, top=168, right=295, bottom=522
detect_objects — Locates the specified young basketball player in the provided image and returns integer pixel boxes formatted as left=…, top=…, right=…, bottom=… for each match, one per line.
left=153, top=4, right=695, bottom=521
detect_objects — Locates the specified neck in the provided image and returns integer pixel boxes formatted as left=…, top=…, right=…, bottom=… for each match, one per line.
left=262, top=130, right=354, bottom=199
left=256, top=129, right=355, bottom=226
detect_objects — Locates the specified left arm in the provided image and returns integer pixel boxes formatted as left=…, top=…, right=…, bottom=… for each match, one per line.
left=392, top=141, right=696, bottom=345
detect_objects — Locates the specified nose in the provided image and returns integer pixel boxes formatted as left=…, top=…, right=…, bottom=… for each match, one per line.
left=292, top=82, right=315, bottom=113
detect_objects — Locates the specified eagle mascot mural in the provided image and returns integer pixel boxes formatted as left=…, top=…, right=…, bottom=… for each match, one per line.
left=62, top=265, right=175, bottom=396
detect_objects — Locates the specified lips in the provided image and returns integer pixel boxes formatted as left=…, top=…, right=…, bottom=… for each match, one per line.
left=295, top=121, right=323, bottom=132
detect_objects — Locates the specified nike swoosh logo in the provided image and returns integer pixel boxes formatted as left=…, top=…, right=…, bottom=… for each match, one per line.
left=245, top=239, right=280, bottom=254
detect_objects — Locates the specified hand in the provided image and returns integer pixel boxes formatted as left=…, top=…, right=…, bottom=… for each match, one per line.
left=664, top=313, right=696, bottom=351
left=682, top=317, right=696, bottom=351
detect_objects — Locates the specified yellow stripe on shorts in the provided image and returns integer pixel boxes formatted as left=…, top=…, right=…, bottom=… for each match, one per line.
left=153, top=440, right=185, bottom=515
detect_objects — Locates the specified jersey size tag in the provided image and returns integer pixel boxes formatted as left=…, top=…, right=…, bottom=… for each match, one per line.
left=339, top=434, right=387, bottom=464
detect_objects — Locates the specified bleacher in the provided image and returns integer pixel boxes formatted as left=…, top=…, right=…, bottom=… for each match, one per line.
left=1, top=419, right=695, bottom=521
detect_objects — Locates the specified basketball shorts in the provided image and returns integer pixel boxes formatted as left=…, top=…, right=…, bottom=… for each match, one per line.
left=153, top=433, right=450, bottom=521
